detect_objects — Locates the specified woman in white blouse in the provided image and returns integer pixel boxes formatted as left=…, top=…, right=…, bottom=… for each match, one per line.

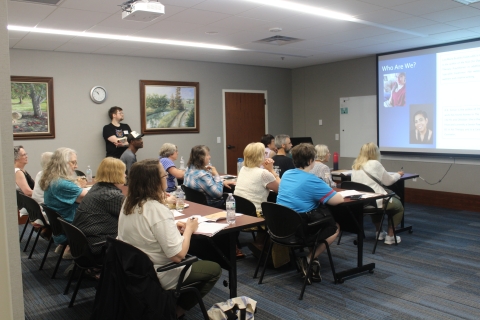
left=234, top=142, right=280, bottom=211
left=351, top=142, right=404, bottom=245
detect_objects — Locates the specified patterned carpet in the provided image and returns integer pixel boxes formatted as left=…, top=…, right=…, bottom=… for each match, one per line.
left=21, top=203, right=480, bottom=319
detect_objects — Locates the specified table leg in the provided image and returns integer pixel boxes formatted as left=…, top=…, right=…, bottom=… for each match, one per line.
left=228, top=232, right=237, bottom=298
left=391, top=179, right=413, bottom=235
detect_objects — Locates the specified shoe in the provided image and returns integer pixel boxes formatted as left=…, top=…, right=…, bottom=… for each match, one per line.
left=236, top=247, right=246, bottom=260
left=376, top=231, right=387, bottom=241
left=55, top=245, right=64, bottom=254
left=310, top=259, right=322, bottom=282
left=384, top=235, right=401, bottom=245
left=297, top=257, right=311, bottom=285
left=63, top=251, right=74, bottom=260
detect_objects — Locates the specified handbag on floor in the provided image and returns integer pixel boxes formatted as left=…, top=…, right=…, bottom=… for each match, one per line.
left=207, top=296, right=256, bottom=320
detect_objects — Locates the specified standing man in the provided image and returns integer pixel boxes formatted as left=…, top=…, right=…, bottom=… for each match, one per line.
left=103, top=106, right=131, bottom=158
left=272, top=134, right=295, bottom=178
left=120, top=131, right=144, bottom=175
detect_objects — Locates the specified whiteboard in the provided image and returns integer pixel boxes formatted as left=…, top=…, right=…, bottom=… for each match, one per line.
left=340, top=95, right=377, bottom=158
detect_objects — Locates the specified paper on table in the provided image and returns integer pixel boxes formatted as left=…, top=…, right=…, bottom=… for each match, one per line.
left=338, top=190, right=364, bottom=197
left=171, top=210, right=184, bottom=217
left=195, top=222, right=228, bottom=237
left=331, top=170, right=352, bottom=176
left=204, top=211, right=227, bottom=221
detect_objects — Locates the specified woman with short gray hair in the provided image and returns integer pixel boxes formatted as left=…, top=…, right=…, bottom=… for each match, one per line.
left=32, top=152, right=53, bottom=205
left=159, top=143, right=185, bottom=192
left=310, top=144, right=336, bottom=187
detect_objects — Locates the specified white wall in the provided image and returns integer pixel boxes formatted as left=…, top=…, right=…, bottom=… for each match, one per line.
left=292, top=56, right=479, bottom=196
left=10, top=49, right=292, bottom=176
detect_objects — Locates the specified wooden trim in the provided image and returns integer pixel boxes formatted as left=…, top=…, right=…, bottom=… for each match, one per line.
left=405, top=188, right=480, bottom=213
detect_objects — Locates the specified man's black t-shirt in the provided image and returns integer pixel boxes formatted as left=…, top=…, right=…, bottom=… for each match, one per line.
left=103, top=123, right=131, bottom=158
left=272, top=155, right=295, bottom=178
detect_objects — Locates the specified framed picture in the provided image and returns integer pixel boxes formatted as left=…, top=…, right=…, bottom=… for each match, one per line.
left=140, top=80, right=199, bottom=134
left=11, top=76, right=55, bottom=140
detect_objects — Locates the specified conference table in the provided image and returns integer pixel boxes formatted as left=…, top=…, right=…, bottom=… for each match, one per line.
left=331, top=171, right=419, bottom=235
left=328, top=189, right=393, bottom=283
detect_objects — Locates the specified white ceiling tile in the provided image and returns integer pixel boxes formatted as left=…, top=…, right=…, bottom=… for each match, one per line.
left=13, top=38, right=65, bottom=51
left=192, top=0, right=258, bottom=14
left=468, top=26, right=480, bottom=34
left=207, top=15, right=271, bottom=31
left=8, top=30, right=29, bottom=39
left=358, top=0, right=419, bottom=7
left=421, top=6, right=480, bottom=23
left=385, top=17, right=437, bottom=30
left=237, top=6, right=301, bottom=22
left=338, top=36, right=387, bottom=48
left=60, top=0, right=120, bottom=14
left=163, top=8, right=231, bottom=25
left=355, top=8, right=414, bottom=24
left=393, top=0, right=462, bottom=15
left=36, top=8, right=112, bottom=31
left=429, top=29, right=480, bottom=41
left=411, top=23, right=459, bottom=35
left=22, top=32, right=74, bottom=42
left=7, top=1, right=56, bottom=27
left=367, top=32, right=419, bottom=43
left=132, top=20, right=205, bottom=38
left=55, top=38, right=112, bottom=53
left=85, top=25, right=141, bottom=36
left=312, top=0, right=384, bottom=16
left=446, top=16, right=480, bottom=29
left=158, top=0, right=205, bottom=7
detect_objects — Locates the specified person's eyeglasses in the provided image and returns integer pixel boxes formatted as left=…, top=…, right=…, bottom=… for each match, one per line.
left=69, top=161, right=78, bottom=166
left=20, top=153, right=28, bottom=157
left=161, top=174, right=168, bottom=179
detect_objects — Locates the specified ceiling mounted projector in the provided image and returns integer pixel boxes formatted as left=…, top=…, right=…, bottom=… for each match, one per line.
left=121, top=0, right=165, bottom=22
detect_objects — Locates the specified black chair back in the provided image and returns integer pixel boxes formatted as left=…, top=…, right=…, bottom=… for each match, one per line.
left=75, top=170, right=85, bottom=177
left=181, top=185, right=208, bottom=205
left=58, top=218, right=98, bottom=268
left=233, top=195, right=256, bottom=217
left=41, top=204, right=66, bottom=238
left=341, top=181, right=375, bottom=193
left=20, top=194, right=48, bottom=226
left=261, top=202, right=305, bottom=243
left=16, top=189, right=24, bottom=210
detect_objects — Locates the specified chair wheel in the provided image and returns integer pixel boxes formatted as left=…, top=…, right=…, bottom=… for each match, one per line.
left=353, top=240, right=358, bottom=246
left=338, top=278, right=344, bottom=284
left=409, top=229, right=413, bottom=234
left=369, top=270, right=374, bottom=274
left=223, top=279, right=228, bottom=287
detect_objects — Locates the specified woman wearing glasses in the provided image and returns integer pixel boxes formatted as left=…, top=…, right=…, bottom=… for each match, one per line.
left=310, top=144, right=336, bottom=187
left=40, top=147, right=88, bottom=250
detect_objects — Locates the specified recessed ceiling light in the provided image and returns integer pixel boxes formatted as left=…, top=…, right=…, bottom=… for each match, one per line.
left=205, top=31, right=219, bottom=35
left=7, top=25, right=240, bottom=50
left=453, top=0, right=480, bottom=4
left=269, top=27, right=282, bottom=32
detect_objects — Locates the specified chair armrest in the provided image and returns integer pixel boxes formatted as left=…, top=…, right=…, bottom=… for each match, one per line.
left=156, top=254, right=198, bottom=273
left=307, top=216, right=333, bottom=228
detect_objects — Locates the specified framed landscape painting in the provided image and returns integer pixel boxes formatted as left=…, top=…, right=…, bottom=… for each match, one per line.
left=11, top=76, right=55, bottom=140
left=140, top=80, right=199, bottom=134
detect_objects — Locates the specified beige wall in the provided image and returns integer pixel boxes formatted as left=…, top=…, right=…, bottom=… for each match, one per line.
left=9, top=49, right=292, bottom=176
left=0, top=0, right=25, bottom=318
left=292, top=56, right=479, bottom=195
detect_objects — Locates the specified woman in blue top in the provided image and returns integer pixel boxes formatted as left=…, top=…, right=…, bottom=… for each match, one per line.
left=277, top=143, right=343, bottom=282
left=40, top=147, right=88, bottom=251
left=159, top=143, right=184, bottom=193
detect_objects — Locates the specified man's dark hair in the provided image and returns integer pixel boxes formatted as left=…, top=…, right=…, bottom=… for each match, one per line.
left=414, top=110, right=428, bottom=120
left=108, top=106, right=123, bottom=120
left=260, top=134, right=274, bottom=147
left=187, top=145, right=210, bottom=170
left=291, top=143, right=316, bottom=169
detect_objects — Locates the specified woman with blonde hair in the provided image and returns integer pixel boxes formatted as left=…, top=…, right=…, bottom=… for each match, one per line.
left=351, top=142, right=404, bottom=245
left=14, top=145, right=34, bottom=197
left=159, top=142, right=184, bottom=192
left=118, top=159, right=221, bottom=318
left=73, top=157, right=126, bottom=263
left=41, top=147, right=88, bottom=247
left=235, top=142, right=280, bottom=211
left=310, top=144, right=336, bottom=187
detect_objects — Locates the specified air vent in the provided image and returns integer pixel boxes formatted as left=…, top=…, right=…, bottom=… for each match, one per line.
left=254, top=35, right=303, bottom=46
left=11, top=0, right=63, bottom=5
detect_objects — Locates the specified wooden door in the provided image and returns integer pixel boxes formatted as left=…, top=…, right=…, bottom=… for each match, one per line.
left=225, top=92, right=266, bottom=174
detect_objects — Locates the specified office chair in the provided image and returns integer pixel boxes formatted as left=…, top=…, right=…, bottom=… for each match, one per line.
left=181, top=185, right=208, bottom=205
left=41, top=204, right=68, bottom=278
left=340, top=181, right=395, bottom=254
left=257, top=202, right=336, bottom=300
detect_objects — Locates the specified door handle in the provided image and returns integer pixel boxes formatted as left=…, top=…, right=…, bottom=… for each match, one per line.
left=227, top=145, right=235, bottom=149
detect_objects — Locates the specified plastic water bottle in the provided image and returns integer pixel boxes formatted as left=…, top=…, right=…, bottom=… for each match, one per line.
left=86, top=166, right=92, bottom=183
left=179, top=156, right=185, bottom=170
left=333, top=152, right=339, bottom=171
left=226, top=193, right=236, bottom=225
left=176, top=186, right=185, bottom=212
left=237, top=158, right=244, bottom=176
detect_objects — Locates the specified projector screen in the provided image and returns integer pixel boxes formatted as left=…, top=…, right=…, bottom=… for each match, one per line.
left=377, top=38, right=480, bottom=157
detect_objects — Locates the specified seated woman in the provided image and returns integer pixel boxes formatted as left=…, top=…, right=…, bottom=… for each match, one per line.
left=73, top=157, right=126, bottom=264
left=310, top=144, right=336, bottom=187
left=261, top=134, right=277, bottom=158
left=159, top=143, right=184, bottom=193
left=14, top=145, right=35, bottom=198
left=32, top=151, right=53, bottom=205
left=351, top=142, right=404, bottom=245
left=40, top=147, right=88, bottom=255
left=183, top=145, right=235, bottom=208
left=277, top=143, right=343, bottom=282
left=118, top=159, right=221, bottom=318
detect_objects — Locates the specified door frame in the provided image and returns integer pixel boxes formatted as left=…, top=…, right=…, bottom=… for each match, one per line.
left=222, top=89, right=269, bottom=172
